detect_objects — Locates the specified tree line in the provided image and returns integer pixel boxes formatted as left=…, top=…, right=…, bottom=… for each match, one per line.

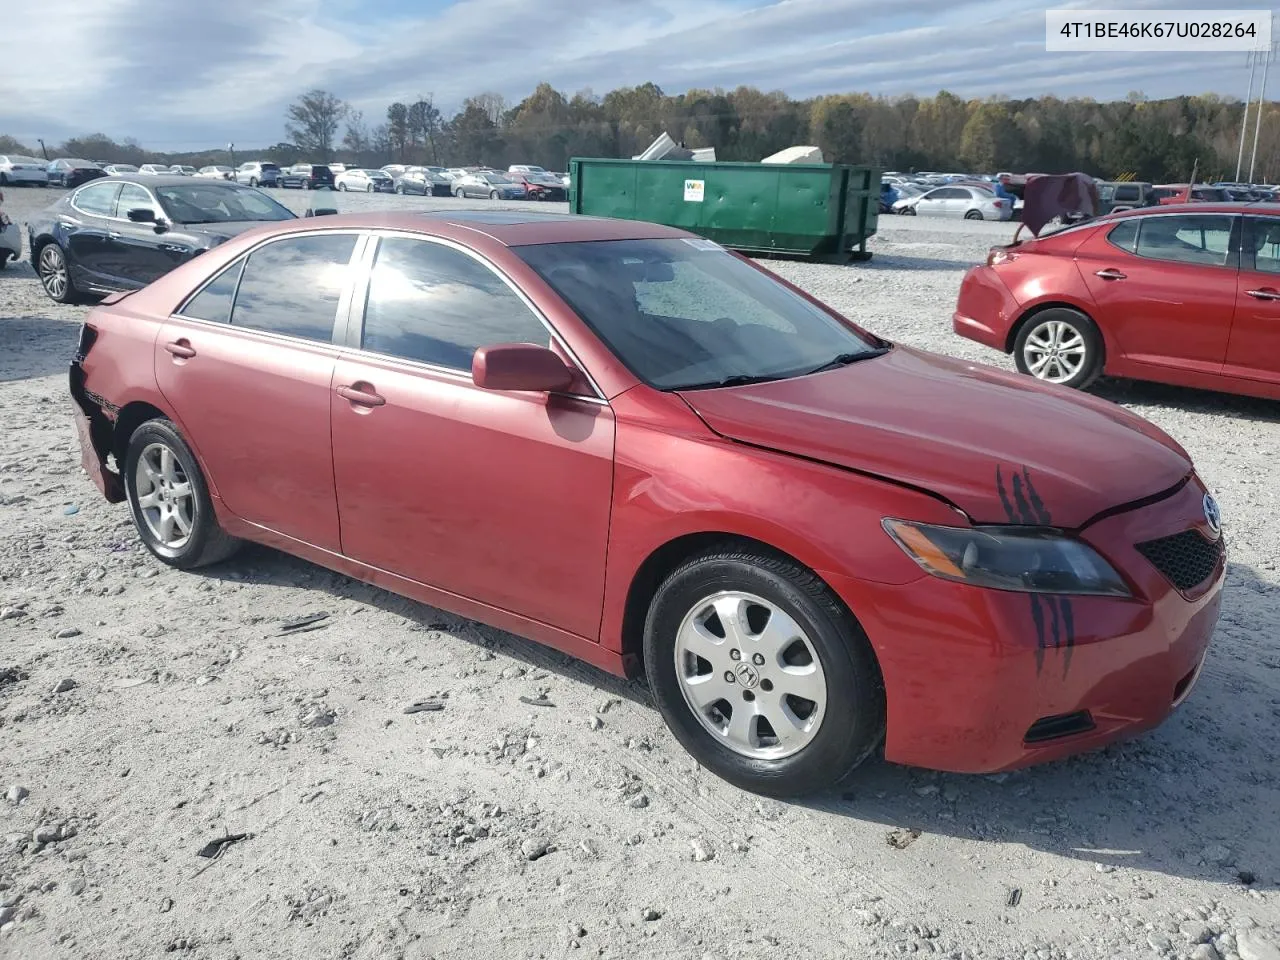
left=4, top=83, right=1279, bottom=183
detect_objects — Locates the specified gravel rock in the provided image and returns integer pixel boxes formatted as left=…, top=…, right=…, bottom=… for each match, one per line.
left=1238, top=934, right=1280, bottom=960
left=5, top=786, right=28, bottom=805
left=52, top=677, right=77, bottom=693
left=1183, top=922, right=1215, bottom=944
left=689, top=838, right=714, bottom=862
left=520, top=837, right=552, bottom=861
left=641, top=907, right=662, bottom=922
left=53, top=627, right=81, bottom=639
left=299, top=706, right=336, bottom=728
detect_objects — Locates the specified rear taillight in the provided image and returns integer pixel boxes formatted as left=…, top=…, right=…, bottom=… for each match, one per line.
left=75, top=323, right=99, bottom=362
left=992, top=199, right=1005, bottom=207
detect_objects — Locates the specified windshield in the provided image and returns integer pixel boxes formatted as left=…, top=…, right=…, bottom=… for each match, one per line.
left=482, top=173, right=512, bottom=183
left=516, top=238, right=883, bottom=390
left=154, top=183, right=296, bottom=224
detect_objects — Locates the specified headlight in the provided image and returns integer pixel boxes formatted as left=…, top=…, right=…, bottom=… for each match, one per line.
left=882, top=519, right=1131, bottom=597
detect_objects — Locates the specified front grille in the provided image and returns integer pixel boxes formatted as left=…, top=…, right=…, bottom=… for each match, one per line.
left=1135, top=529, right=1223, bottom=592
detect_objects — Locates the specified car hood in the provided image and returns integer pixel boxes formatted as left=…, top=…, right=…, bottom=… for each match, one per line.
left=676, top=347, right=1191, bottom=529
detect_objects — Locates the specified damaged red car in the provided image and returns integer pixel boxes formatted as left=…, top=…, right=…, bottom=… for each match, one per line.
left=69, top=211, right=1224, bottom=796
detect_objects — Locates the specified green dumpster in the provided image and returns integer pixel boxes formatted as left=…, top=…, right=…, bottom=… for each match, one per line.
left=568, top=158, right=880, bottom=262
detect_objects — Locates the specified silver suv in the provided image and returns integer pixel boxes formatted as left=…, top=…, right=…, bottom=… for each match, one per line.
left=234, top=161, right=282, bottom=188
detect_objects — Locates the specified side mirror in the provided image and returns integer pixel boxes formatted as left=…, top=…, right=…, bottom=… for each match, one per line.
left=127, top=207, right=156, bottom=223
left=305, top=208, right=338, bottom=218
left=472, top=343, right=575, bottom=393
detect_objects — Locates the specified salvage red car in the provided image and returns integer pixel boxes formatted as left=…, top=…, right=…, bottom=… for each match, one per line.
left=954, top=203, right=1280, bottom=401
left=70, top=211, right=1224, bottom=796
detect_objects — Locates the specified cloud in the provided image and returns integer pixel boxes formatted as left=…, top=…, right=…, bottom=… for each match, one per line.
left=0, top=0, right=1263, bottom=149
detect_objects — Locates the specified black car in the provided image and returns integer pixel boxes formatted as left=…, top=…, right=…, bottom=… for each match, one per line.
left=47, top=158, right=107, bottom=189
left=279, top=163, right=335, bottom=190
left=392, top=169, right=453, bottom=197
left=28, top=175, right=296, bottom=303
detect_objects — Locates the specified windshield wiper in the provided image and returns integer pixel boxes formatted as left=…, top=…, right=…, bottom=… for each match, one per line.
left=802, top=347, right=890, bottom=376
left=678, top=373, right=787, bottom=390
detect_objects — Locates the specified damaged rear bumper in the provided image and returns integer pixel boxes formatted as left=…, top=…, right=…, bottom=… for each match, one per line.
left=69, top=353, right=124, bottom=503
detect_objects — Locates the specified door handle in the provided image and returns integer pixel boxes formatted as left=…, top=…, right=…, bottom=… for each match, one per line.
left=336, top=384, right=385, bottom=407
left=164, top=340, right=196, bottom=359
left=108, top=231, right=122, bottom=240
left=1245, top=288, right=1280, bottom=301
left=1094, top=269, right=1127, bottom=280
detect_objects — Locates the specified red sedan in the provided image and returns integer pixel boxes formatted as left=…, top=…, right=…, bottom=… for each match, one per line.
left=70, top=211, right=1224, bottom=796
left=954, top=203, right=1280, bottom=400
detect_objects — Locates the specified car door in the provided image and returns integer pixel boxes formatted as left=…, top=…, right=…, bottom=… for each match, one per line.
left=1075, top=213, right=1240, bottom=377
left=329, top=234, right=615, bottom=639
left=103, top=182, right=176, bottom=287
left=155, top=232, right=362, bottom=551
left=915, top=188, right=947, bottom=217
left=1225, top=216, right=1280, bottom=386
left=64, top=181, right=123, bottom=283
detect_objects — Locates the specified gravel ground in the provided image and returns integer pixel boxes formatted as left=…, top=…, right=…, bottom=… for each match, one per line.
left=2, top=186, right=1279, bottom=960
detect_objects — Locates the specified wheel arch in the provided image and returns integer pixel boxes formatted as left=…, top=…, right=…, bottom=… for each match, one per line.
left=618, top=531, right=871, bottom=681
left=1004, top=299, right=1104, bottom=359
left=111, top=400, right=173, bottom=472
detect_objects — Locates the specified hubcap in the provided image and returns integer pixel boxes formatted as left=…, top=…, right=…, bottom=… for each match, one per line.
left=1024, top=319, right=1087, bottom=383
left=134, top=443, right=195, bottom=549
left=673, top=591, right=827, bottom=760
left=39, top=247, right=67, bottom=299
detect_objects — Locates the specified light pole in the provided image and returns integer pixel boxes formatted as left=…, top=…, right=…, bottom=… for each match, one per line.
left=1237, top=54, right=1257, bottom=182
left=1248, top=41, right=1277, bottom=185
left=227, top=142, right=235, bottom=169
left=37, top=138, right=48, bottom=160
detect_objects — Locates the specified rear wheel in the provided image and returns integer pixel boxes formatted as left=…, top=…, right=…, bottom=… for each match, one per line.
left=644, top=545, right=884, bottom=797
left=489, top=189, right=500, bottom=200
left=123, top=419, right=241, bottom=569
left=366, top=182, right=374, bottom=192
left=964, top=209, right=984, bottom=220
left=337, top=182, right=346, bottom=191
left=454, top=187, right=464, bottom=198
left=1013, top=307, right=1103, bottom=389
left=37, top=243, right=76, bottom=303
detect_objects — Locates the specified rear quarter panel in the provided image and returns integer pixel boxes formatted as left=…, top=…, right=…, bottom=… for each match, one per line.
left=989, top=226, right=1104, bottom=346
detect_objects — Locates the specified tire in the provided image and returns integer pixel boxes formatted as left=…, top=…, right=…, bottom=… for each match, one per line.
left=643, top=545, right=884, bottom=798
left=0, top=173, right=8, bottom=186
left=337, top=182, right=347, bottom=191
left=36, top=243, right=77, bottom=303
left=903, top=206, right=916, bottom=216
left=395, top=184, right=404, bottom=194
left=304, top=181, right=312, bottom=190
left=1013, top=307, right=1104, bottom=390
left=964, top=209, right=984, bottom=220
left=454, top=188, right=464, bottom=198
left=366, top=182, right=374, bottom=193
left=123, top=419, right=241, bottom=570
left=249, top=177, right=259, bottom=187
left=489, top=190, right=500, bottom=200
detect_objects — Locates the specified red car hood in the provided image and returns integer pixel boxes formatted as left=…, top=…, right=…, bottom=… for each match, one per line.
left=677, top=347, right=1191, bottom=529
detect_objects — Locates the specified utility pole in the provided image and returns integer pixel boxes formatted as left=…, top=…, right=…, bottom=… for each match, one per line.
left=1249, top=39, right=1279, bottom=185
left=1237, top=54, right=1258, bottom=182
left=37, top=138, right=48, bottom=160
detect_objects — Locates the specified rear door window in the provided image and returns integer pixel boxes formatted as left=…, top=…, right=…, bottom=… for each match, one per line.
left=230, top=234, right=358, bottom=341
left=179, top=259, right=244, bottom=324
left=73, top=182, right=122, bottom=217
left=1248, top=217, right=1280, bottom=274
left=1114, top=185, right=1140, bottom=202
left=1135, top=215, right=1236, bottom=268
left=1106, top=220, right=1139, bottom=253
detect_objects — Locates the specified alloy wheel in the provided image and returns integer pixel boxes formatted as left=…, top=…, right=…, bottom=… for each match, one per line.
left=1022, top=318, right=1088, bottom=383
left=38, top=246, right=68, bottom=300
left=673, top=591, right=827, bottom=760
left=133, top=442, right=195, bottom=549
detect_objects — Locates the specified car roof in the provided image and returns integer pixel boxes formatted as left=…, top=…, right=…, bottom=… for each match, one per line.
left=1105, top=201, right=1280, bottom=219
left=229, top=209, right=696, bottom=246
left=94, top=174, right=247, bottom=187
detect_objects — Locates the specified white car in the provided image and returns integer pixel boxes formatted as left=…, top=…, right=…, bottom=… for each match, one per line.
left=899, top=185, right=1012, bottom=221
left=169, top=165, right=197, bottom=176
left=508, top=164, right=546, bottom=174
left=327, top=162, right=347, bottom=174
left=196, top=165, right=235, bottom=180
left=380, top=164, right=407, bottom=178
left=102, top=164, right=139, bottom=175
left=0, top=155, right=49, bottom=186
left=335, top=168, right=395, bottom=193
left=138, top=164, right=169, bottom=175
left=0, top=190, right=21, bottom=267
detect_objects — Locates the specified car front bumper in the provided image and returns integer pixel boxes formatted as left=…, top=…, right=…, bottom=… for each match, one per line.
left=825, top=474, right=1224, bottom=773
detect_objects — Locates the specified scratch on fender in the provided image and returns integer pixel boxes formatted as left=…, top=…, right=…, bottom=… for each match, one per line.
left=996, top=466, right=1076, bottom=676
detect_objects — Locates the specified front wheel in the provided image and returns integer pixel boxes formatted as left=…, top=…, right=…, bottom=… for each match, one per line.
left=337, top=182, right=346, bottom=191
left=489, top=190, right=500, bottom=200
left=454, top=188, right=464, bottom=198
left=366, top=182, right=374, bottom=193
left=964, top=209, right=984, bottom=220
left=644, top=545, right=884, bottom=798
left=1013, top=307, right=1104, bottom=389
left=123, top=419, right=241, bottom=569
left=249, top=177, right=259, bottom=187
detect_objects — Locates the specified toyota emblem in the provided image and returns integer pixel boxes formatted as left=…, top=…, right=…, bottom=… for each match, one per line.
left=1202, top=493, right=1222, bottom=536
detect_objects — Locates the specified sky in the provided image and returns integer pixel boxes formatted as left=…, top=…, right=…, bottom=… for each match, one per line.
left=3, top=0, right=1273, bottom=151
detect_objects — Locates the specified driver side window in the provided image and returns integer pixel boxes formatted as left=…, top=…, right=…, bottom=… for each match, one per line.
left=115, top=184, right=159, bottom=220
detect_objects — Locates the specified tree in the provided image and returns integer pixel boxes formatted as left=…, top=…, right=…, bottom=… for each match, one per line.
left=285, top=89, right=348, bottom=159
left=471, top=92, right=509, bottom=126
left=386, top=102, right=409, bottom=162
left=342, top=110, right=370, bottom=156
left=0, top=134, right=33, bottom=155
left=449, top=102, right=502, bottom=166
left=408, top=96, right=442, bottom=164
left=810, top=96, right=862, bottom=162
